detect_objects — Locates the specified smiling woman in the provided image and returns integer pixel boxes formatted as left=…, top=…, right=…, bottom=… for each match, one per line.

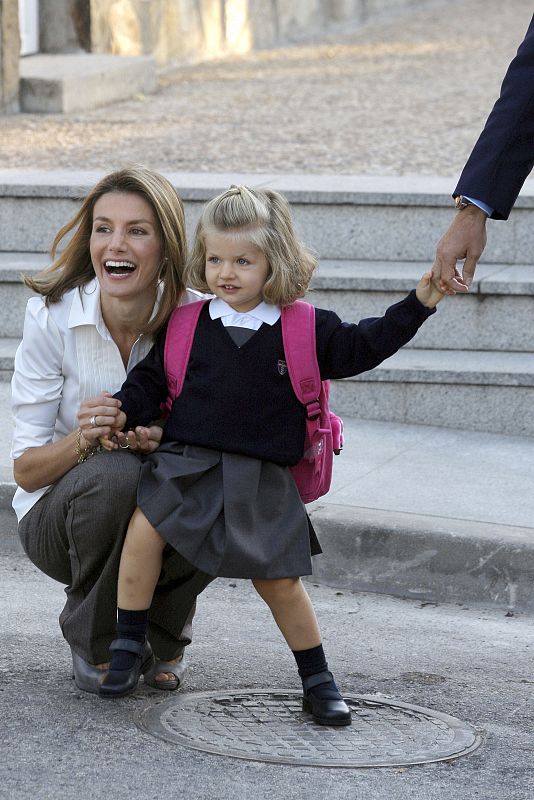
left=11, top=166, right=212, bottom=694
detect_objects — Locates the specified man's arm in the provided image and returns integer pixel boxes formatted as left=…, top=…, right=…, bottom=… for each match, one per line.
left=435, top=13, right=534, bottom=291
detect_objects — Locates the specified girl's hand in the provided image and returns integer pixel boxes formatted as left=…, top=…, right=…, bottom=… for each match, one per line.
left=115, top=425, right=163, bottom=454
left=416, top=271, right=450, bottom=308
left=78, top=392, right=122, bottom=447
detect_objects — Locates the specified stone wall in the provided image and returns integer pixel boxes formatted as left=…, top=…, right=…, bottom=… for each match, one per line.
left=88, top=0, right=438, bottom=64
left=0, top=0, right=19, bottom=111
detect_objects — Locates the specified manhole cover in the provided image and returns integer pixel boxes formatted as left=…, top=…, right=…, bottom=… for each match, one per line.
left=136, top=690, right=482, bottom=768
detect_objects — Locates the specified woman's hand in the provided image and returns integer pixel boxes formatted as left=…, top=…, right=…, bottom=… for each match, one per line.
left=79, top=393, right=163, bottom=454
left=78, top=392, right=122, bottom=447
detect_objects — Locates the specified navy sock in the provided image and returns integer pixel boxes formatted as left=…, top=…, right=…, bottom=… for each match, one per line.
left=109, top=608, right=149, bottom=671
left=292, top=643, right=328, bottom=678
left=292, top=644, right=341, bottom=699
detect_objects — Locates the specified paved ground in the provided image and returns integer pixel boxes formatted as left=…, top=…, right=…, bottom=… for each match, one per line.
left=1, top=556, right=533, bottom=800
left=2, top=0, right=532, bottom=176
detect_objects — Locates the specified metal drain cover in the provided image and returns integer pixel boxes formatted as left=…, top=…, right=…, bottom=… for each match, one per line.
left=136, top=690, right=482, bottom=767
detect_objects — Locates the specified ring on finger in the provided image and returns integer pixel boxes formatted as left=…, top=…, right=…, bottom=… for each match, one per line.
left=90, top=415, right=98, bottom=427
left=119, top=439, right=130, bottom=450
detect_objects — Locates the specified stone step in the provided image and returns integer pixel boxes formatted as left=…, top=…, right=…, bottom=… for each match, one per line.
left=19, top=54, right=157, bottom=114
left=0, top=339, right=20, bottom=380
left=330, top=348, right=534, bottom=437
left=2, top=254, right=534, bottom=352
left=2, top=171, right=534, bottom=263
left=0, top=253, right=47, bottom=338
left=311, top=260, right=534, bottom=352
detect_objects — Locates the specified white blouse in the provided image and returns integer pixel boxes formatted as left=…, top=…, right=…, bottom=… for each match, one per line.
left=11, top=279, right=204, bottom=521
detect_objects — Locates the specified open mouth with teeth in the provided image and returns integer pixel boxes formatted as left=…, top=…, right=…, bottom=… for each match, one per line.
left=104, top=260, right=136, bottom=275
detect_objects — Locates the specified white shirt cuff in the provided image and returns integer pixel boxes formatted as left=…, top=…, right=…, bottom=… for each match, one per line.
left=464, top=196, right=493, bottom=216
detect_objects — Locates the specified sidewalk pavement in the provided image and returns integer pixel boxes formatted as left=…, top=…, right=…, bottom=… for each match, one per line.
left=2, top=380, right=533, bottom=610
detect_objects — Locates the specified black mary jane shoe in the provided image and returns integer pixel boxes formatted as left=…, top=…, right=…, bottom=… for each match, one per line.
left=99, top=638, right=155, bottom=698
left=302, top=670, right=352, bottom=727
left=71, top=649, right=106, bottom=695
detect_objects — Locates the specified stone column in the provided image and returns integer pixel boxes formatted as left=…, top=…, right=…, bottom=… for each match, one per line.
left=39, top=0, right=83, bottom=52
left=0, top=0, right=20, bottom=112
left=328, top=0, right=365, bottom=23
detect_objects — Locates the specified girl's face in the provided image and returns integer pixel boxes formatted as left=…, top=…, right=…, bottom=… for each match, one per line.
left=204, top=231, right=270, bottom=312
left=90, top=191, right=163, bottom=303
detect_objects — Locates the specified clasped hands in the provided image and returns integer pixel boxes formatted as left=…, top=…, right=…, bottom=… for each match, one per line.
left=78, top=392, right=161, bottom=454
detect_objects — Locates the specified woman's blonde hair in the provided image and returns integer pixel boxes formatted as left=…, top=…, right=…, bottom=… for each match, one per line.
left=24, top=166, right=187, bottom=336
left=185, top=185, right=316, bottom=306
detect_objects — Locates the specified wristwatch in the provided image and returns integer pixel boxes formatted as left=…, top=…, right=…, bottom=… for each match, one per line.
left=454, top=195, right=474, bottom=210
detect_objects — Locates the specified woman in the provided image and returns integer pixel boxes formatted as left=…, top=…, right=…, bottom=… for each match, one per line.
left=11, top=166, right=212, bottom=694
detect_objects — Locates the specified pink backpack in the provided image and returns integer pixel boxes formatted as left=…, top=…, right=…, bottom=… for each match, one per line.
left=164, top=299, right=343, bottom=503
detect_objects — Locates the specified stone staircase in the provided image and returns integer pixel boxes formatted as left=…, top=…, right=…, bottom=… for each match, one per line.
left=1, top=171, right=533, bottom=436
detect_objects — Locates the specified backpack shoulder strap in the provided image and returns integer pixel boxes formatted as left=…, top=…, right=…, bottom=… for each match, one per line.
left=281, top=300, right=322, bottom=419
left=164, top=299, right=209, bottom=401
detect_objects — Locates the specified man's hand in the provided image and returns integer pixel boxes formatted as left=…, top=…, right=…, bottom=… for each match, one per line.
left=434, top=205, right=488, bottom=292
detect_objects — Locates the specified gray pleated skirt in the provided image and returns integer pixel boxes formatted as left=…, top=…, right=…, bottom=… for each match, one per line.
left=137, top=443, right=321, bottom=579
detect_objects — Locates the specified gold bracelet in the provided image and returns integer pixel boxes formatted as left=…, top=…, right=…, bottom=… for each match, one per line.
left=75, top=428, right=98, bottom=463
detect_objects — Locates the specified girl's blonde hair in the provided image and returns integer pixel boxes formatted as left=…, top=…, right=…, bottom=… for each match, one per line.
left=185, top=185, right=317, bottom=306
left=24, top=166, right=187, bottom=336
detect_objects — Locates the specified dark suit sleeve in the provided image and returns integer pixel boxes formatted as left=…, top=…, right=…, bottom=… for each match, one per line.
left=454, top=14, right=534, bottom=220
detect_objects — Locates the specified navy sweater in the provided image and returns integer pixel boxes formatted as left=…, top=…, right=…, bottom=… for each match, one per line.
left=115, top=291, right=434, bottom=466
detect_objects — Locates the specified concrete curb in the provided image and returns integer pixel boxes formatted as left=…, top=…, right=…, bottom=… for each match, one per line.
left=4, top=479, right=534, bottom=611
left=309, top=504, right=534, bottom=612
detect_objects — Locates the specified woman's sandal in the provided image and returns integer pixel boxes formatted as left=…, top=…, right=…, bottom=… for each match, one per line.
left=99, top=638, right=154, bottom=698
left=144, top=653, right=188, bottom=691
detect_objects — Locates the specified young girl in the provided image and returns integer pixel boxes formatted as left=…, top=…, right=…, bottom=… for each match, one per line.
left=99, top=185, right=446, bottom=724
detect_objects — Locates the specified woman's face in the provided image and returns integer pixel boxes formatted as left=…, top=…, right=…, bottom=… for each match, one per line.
left=90, top=191, right=163, bottom=302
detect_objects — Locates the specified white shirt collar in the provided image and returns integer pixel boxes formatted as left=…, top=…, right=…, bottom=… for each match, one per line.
left=209, top=297, right=281, bottom=326
left=68, top=278, right=102, bottom=330
left=68, top=277, right=162, bottom=339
